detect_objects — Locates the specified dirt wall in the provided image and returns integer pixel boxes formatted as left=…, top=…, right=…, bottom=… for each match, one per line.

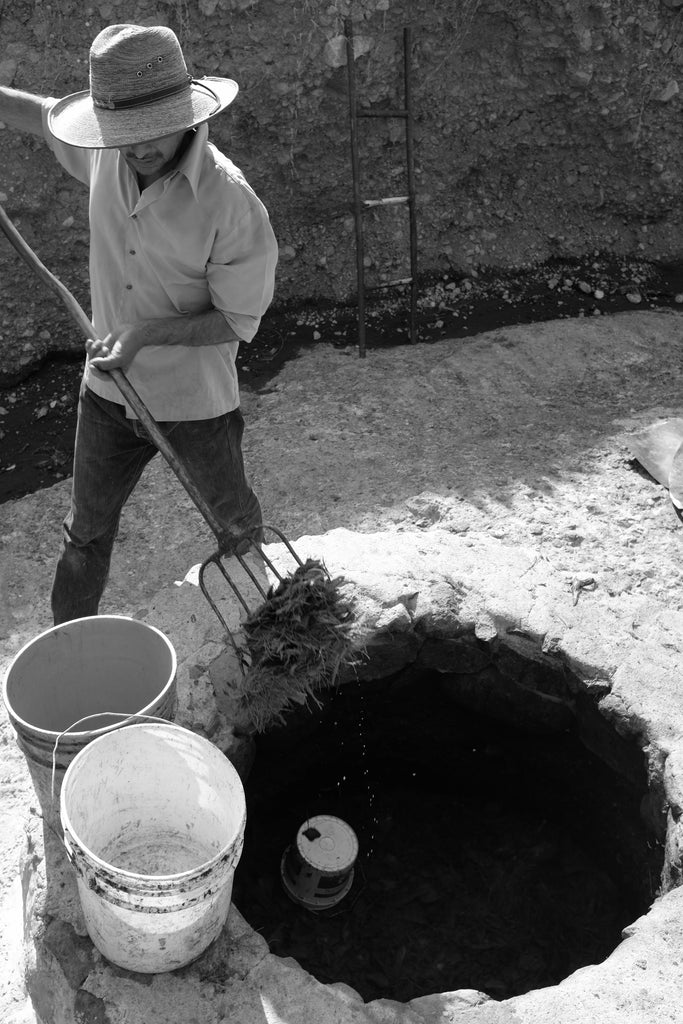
left=1, top=0, right=683, bottom=359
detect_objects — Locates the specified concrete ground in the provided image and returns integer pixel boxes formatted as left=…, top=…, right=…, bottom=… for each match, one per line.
left=2, top=309, right=683, bottom=1023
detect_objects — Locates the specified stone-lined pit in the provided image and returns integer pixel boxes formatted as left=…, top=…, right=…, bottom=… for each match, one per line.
left=234, top=638, right=663, bottom=1003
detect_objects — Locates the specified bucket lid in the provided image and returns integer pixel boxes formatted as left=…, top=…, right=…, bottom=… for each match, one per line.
left=295, top=815, right=358, bottom=874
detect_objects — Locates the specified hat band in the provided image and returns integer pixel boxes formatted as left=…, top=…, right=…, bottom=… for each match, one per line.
left=92, top=74, right=193, bottom=111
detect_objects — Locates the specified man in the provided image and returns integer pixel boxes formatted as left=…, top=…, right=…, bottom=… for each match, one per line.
left=0, top=24, right=278, bottom=624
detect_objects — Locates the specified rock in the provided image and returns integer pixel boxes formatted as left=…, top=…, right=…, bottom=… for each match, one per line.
left=0, top=59, right=17, bottom=86
left=322, top=35, right=347, bottom=68
left=658, top=80, right=679, bottom=103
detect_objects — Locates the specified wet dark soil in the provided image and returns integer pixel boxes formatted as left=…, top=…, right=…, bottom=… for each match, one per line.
left=1, top=253, right=682, bottom=504
left=233, top=673, right=661, bottom=1004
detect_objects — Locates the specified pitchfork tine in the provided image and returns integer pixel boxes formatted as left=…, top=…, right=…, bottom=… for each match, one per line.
left=256, top=525, right=306, bottom=584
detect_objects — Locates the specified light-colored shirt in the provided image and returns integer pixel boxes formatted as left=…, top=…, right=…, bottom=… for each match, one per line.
left=41, top=103, right=278, bottom=420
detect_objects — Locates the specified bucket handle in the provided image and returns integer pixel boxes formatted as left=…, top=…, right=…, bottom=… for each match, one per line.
left=50, top=712, right=179, bottom=803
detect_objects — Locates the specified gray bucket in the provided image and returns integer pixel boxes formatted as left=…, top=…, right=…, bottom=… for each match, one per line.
left=2, top=615, right=177, bottom=833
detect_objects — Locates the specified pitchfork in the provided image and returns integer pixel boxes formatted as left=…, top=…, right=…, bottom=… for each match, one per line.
left=0, top=202, right=305, bottom=662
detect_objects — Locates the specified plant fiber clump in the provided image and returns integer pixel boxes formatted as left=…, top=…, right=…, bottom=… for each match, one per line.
left=239, top=558, right=358, bottom=732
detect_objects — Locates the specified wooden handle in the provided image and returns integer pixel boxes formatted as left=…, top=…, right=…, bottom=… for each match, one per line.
left=0, top=201, right=227, bottom=543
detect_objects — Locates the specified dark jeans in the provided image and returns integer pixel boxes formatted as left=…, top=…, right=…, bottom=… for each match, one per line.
left=51, top=386, right=262, bottom=625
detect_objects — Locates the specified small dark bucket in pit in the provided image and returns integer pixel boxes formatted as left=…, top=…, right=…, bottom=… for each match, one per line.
left=281, top=814, right=358, bottom=911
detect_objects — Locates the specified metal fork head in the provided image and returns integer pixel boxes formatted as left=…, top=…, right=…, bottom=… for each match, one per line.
left=197, top=523, right=307, bottom=660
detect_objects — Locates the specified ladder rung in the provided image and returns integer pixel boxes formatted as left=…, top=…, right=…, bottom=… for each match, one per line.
left=362, top=196, right=408, bottom=208
left=366, top=277, right=413, bottom=290
left=357, top=109, right=408, bottom=119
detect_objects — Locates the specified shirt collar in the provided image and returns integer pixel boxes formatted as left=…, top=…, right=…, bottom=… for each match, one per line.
left=175, top=123, right=208, bottom=199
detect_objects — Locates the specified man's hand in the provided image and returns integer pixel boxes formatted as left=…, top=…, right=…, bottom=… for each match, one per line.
left=86, top=323, right=148, bottom=370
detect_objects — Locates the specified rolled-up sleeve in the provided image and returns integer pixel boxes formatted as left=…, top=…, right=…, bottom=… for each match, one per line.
left=207, top=195, right=278, bottom=344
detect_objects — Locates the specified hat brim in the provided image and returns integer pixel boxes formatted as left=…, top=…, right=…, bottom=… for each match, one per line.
left=47, top=77, right=238, bottom=149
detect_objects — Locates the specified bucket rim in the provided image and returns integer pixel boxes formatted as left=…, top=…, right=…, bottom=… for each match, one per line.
left=2, top=615, right=177, bottom=741
left=60, top=721, right=246, bottom=884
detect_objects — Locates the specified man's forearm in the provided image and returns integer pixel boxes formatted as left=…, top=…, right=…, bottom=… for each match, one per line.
left=87, top=308, right=243, bottom=370
left=144, top=308, right=242, bottom=348
left=0, top=87, right=46, bottom=137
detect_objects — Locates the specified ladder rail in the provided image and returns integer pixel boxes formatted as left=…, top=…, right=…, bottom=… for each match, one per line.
left=345, top=19, right=418, bottom=358
left=404, top=26, right=418, bottom=345
left=346, top=19, right=367, bottom=357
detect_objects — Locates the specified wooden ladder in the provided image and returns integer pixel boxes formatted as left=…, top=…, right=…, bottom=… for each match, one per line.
left=345, top=19, right=418, bottom=358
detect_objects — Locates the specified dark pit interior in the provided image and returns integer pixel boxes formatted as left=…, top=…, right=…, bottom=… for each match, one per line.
left=233, top=643, right=664, bottom=1004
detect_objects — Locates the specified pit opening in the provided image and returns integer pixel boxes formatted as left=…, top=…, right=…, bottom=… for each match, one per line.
left=233, top=639, right=663, bottom=1004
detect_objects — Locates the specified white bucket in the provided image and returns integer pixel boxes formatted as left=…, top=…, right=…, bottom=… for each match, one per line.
left=2, top=616, right=177, bottom=834
left=60, top=722, right=246, bottom=973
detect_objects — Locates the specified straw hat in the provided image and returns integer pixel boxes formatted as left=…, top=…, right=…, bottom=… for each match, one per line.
left=48, top=24, right=238, bottom=149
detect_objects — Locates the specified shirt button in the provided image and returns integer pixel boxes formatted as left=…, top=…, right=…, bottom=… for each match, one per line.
left=131, top=213, right=138, bottom=220
left=125, top=284, right=133, bottom=290
left=129, top=249, right=136, bottom=255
